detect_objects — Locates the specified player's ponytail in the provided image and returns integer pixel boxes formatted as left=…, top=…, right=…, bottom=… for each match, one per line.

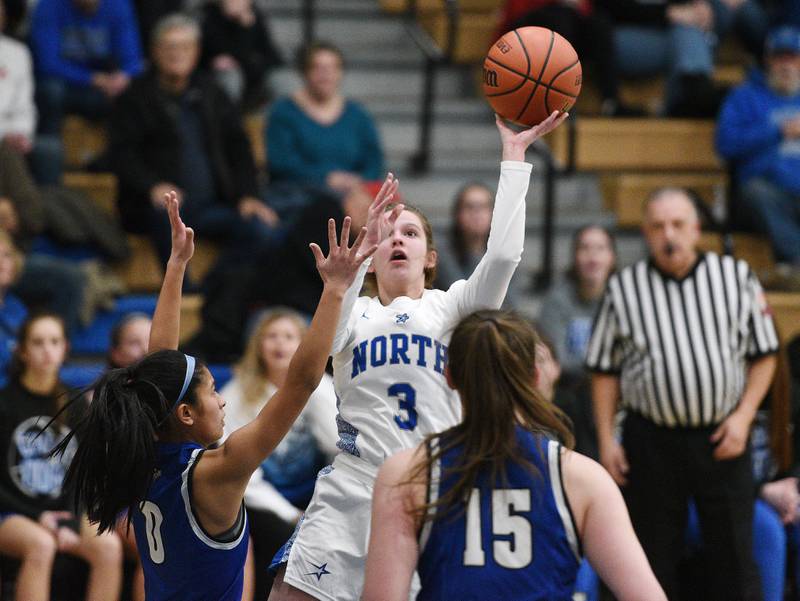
left=409, top=310, right=573, bottom=520
left=56, top=350, right=203, bottom=533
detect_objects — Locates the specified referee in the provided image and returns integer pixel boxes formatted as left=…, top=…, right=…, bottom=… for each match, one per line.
left=586, top=187, right=778, bottom=601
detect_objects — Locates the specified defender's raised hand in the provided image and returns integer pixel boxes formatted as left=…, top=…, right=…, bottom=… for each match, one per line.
left=311, top=216, right=377, bottom=292
left=166, top=191, right=194, bottom=265
left=363, top=173, right=403, bottom=252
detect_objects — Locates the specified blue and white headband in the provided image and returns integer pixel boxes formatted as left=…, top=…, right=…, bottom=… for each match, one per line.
left=173, top=354, right=196, bottom=409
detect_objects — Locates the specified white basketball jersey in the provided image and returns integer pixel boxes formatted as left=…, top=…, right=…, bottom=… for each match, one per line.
left=330, top=160, right=533, bottom=468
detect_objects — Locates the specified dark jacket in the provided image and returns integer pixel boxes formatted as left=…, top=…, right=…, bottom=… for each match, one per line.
left=109, top=70, right=259, bottom=231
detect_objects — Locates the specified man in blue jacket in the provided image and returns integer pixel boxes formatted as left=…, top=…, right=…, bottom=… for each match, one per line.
left=30, top=0, right=144, bottom=136
left=717, top=25, right=800, bottom=268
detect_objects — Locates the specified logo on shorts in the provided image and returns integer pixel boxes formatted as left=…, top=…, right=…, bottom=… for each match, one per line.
left=305, top=561, right=332, bottom=581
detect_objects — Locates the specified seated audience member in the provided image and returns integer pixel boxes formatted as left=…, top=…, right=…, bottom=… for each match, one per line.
left=29, top=0, right=144, bottom=136
left=0, top=145, right=86, bottom=335
left=538, top=225, right=616, bottom=459
left=0, top=2, right=34, bottom=158
left=596, top=0, right=767, bottom=117
left=434, top=181, right=523, bottom=306
left=0, top=232, right=26, bottom=388
left=434, top=183, right=493, bottom=290
left=200, top=0, right=282, bottom=108
left=110, top=13, right=278, bottom=266
left=107, top=313, right=151, bottom=369
left=0, top=1, right=62, bottom=185
left=221, top=309, right=337, bottom=601
left=498, top=0, right=642, bottom=116
left=0, top=313, right=124, bottom=601
left=266, top=41, right=383, bottom=211
left=717, top=25, right=800, bottom=270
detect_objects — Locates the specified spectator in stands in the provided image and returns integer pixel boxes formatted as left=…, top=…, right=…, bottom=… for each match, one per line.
left=265, top=41, right=383, bottom=214
left=110, top=13, right=278, bottom=267
left=29, top=0, right=144, bottom=137
left=0, top=232, right=26, bottom=388
left=0, top=313, right=124, bottom=601
left=498, top=0, right=643, bottom=116
left=596, top=0, right=768, bottom=117
left=0, top=144, right=86, bottom=335
left=539, top=224, right=616, bottom=460
left=107, top=312, right=151, bottom=369
left=220, top=308, right=338, bottom=600
left=716, top=25, right=800, bottom=270
left=0, top=1, right=62, bottom=185
left=200, top=0, right=282, bottom=109
left=434, top=183, right=493, bottom=290
left=434, top=181, right=524, bottom=306
left=0, top=0, right=34, bottom=158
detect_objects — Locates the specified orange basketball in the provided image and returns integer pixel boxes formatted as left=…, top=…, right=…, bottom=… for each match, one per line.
left=483, top=27, right=582, bottom=127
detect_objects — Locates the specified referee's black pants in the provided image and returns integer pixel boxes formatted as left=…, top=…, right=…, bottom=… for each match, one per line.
left=622, top=411, right=762, bottom=601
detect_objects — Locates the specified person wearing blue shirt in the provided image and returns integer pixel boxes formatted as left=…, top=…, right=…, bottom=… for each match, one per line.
left=30, top=0, right=144, bottom=136
left=716, top=25, right=800, bottom=267
left=265, top=42, right=383, bottom=217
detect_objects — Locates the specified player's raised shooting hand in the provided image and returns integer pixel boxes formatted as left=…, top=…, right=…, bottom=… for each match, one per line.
left=166, top=191, right=194, bottom=266
left=312, top=217, right=377, bottom=294
left=496, top=110, right=568, bottom=161
left=363, top=173, right=402, bottom=252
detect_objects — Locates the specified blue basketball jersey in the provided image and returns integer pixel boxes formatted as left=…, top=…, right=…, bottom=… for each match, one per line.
left=417, top=429, right=582, bottom=601
left=132, top=442, right=249, bottom=601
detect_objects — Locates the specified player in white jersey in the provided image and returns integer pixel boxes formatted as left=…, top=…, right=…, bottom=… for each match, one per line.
left=268, top=110, right=568, bottom=601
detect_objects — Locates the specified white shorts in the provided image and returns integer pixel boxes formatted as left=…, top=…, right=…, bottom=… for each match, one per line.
left=273, top=453, right=418, bottom=601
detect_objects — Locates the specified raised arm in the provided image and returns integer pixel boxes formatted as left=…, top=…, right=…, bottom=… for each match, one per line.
left=331, top=173, right=401, bottom=354
left=197, top=218, right=376, bottom=498
left=149, top=192, right=194, bottom=352
left=450, top=111, right=568, bottom=316
left=363, top=448, right=425, bottom=601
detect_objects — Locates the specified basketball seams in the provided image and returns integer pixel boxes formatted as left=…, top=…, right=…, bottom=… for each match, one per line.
left=485, top=57, right=579, bottom=98
left=513, top=29, right=532, bottom=78
left=516, top=29, right=555, bottom=123
left=483, top=26, right=582, bottom=126
left=544, top=58, right=581, bottom=114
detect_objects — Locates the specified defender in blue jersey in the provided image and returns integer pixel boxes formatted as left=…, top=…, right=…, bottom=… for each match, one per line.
left=363, top=311, right=667, bottom=601
left=54, top=194, right=377, bottom=601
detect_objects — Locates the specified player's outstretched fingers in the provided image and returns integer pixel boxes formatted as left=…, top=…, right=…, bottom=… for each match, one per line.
left=326, top=218, right=338, bottom=253
left=309, top=242, right=325, bottom=267
left=339, top=216, right=352, bottom=249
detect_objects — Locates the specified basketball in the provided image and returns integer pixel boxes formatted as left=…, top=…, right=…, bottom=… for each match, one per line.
left=483, top=27, right=582, bottom=127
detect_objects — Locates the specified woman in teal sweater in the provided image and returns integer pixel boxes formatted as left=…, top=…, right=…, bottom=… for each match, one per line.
left=265, top=42, right=383, bottom=199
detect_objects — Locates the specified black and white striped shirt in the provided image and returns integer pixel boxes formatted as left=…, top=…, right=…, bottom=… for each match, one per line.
left=585, top=252, right=779, bottom=428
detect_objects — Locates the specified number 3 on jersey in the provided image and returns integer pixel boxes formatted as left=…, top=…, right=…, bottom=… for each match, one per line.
left=390, top=383, right=417, bottom=430
left=141, top=501, right=165, bottom=564
left=463, top=488, right=533, bottom=569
